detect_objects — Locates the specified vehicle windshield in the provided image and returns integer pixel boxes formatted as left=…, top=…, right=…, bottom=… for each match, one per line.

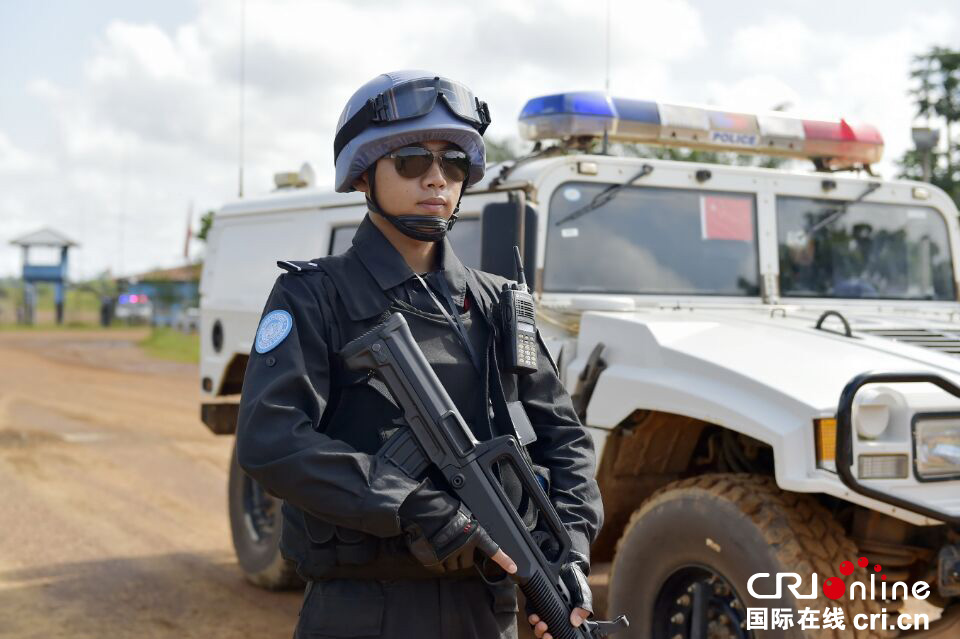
left=777, top=197, right=956, bottom=300
left=545, top=182, right=760, bottom=295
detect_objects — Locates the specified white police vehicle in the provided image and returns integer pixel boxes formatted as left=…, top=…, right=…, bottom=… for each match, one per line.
left=200, top=92, right=960, bottom=638
left=114, top=292, right=153, bottom=323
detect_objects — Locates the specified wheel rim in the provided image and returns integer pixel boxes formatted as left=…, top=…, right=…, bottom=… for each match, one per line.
left=653, top=565, right=752, bottom=639
left=241, top=474, right=277, bottom=545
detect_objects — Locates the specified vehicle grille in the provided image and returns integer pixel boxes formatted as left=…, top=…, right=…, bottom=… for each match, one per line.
left=859, top=328, right=960, bottom=356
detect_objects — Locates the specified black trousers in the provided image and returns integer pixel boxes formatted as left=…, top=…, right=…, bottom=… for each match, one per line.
left=294, top=576, right=519, bottom=639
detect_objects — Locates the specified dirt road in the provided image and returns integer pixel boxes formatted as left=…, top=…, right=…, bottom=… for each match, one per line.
left=0, top=329, right=939, bottom=638
left=0, top=329, right=300, bottom=639
left=0, top=329, right=598, bottom=639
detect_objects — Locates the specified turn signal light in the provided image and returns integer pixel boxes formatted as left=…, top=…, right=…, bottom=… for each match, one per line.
left=815, top=418, right=837, bottom=466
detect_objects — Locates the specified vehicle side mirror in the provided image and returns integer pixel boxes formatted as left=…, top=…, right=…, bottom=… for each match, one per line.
left=480, top=200, right=538, bottom=291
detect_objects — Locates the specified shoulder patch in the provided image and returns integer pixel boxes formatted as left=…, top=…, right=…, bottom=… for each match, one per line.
left=255, top=310, right=293, bottom=353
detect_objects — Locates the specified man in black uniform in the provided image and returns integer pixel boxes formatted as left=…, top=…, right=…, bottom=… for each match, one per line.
left=236, top=70, right=603, bottom=639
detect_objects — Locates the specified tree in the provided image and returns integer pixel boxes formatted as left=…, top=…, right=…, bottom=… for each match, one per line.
left=896, top=149, right=959, bottom=205
left=484, top=136, right=525, bottom=163
left=197, top=210, right=215, bottom=242
left=898, top=46, right=960, bottom=207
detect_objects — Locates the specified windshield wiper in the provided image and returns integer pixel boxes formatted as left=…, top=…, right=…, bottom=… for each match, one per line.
left=807, top=181, right=882, bottom=234
left=554, top=163, right=654, bottom=226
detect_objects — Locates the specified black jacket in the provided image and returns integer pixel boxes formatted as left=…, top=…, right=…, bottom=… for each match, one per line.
left=236, top=214, right=603, bottom=579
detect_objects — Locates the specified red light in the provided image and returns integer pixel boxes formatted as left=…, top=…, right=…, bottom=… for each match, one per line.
left=130, top=294, right=139, bottom=303
left=847, top=122, right=882, bottom=144
left=802, top=119, right=845, bottom=141
left=802, top=118, right=883, bottom=166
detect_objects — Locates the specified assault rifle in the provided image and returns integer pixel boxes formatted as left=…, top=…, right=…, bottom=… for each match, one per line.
left=339, top=312, right=629, bottom=639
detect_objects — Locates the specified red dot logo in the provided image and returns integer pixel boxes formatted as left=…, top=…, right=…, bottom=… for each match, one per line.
left=858, top=557, right=869, bottom=568
left=823, top=577, right=846, bottom=600
left=839, top=560, right=854, bottom=576
left=874, top=564, right=882, bottom=572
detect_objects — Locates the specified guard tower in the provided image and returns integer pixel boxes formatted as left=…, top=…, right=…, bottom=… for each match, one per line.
left=9, top=228, right=79, bottom=325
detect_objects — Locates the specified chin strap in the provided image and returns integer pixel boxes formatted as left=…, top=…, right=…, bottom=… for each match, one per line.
left=366, top=163, right=465, bottom=242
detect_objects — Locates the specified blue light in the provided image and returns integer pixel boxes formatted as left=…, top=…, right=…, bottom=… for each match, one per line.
left=519, top=91, right=615, bottom=119
left=611, top=98, right=660, bottom=125
left=519, top=94, right=565, bottom=118
left=518, top=92, right=664, bottom=142
left=567, top=92, right=616, bottom=117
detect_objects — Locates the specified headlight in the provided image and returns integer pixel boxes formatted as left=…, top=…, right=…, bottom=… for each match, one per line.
left=914, top=417, right=960, bottom=479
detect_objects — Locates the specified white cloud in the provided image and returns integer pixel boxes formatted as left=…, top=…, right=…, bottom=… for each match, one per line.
left=705, top=74, right=801, bottom=113
left=26, top=78, right=62, bottom=101
left=0, top=130, right=53, bottom=173
left=2, top=0, right=959, bottom=281
left=1, top=0, right=708, bottom=279
left=728, top=17, right=815, bottom=72
left=718, top=11, right=960, bottom=176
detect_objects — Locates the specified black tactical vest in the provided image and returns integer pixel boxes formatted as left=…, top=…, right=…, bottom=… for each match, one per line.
left=273, top=254, right=545, bottom=581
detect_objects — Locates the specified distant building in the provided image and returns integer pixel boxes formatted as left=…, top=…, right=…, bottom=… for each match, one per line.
left=116, top=263, right=201, bottom=327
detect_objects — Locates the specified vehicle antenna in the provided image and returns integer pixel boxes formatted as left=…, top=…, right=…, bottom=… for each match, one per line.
left=237, top=0, right=247, bottom=198
left=604, top=0, right=611, bottom=93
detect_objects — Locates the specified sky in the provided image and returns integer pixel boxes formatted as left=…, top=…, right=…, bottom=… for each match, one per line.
left=1, top=0, right=958, bottom=280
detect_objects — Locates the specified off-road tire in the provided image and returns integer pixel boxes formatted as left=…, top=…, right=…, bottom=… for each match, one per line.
left=608, top=473, right=898, bottom=639
left=228, top=440, right=303, bottom=590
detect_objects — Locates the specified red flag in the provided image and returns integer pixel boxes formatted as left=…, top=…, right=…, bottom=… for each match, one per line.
left=700, top=195, right=753, bottom=242
left=184, top=206, right=193, bottom=259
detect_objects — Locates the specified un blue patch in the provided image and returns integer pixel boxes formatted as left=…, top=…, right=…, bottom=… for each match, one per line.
left=255, top=310, right=293, bottom=354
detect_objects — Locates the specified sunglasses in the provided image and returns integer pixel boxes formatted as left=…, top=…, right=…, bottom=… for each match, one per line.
left=386, top=146, right=470, bottom=182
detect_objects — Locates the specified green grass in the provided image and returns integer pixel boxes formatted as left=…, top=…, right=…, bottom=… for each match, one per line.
left=138, top=327, right=200, bottom=363
left=1, top=281, right=115, bottom=326
left=0, top=322, right=109, bottom=332
left=1, top=283, right=109, bottom=311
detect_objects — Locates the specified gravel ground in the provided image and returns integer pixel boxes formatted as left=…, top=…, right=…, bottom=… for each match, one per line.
left=0, top=329, right=300, bottom=639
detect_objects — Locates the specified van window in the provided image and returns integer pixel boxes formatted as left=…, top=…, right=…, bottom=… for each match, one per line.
left=777, top=197, right=956, bottom=300
left=545, top=182, right=760, bottom=295
left=328, top=217, right=482, bottom=269
left=330, top=226, right=357, bottom=255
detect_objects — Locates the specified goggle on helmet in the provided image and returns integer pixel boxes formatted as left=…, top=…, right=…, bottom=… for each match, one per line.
left=333, top=71, right=490, bottom=194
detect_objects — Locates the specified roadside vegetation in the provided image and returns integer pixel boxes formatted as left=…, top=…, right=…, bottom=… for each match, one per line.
left=137, top=327, right=200, bottom=363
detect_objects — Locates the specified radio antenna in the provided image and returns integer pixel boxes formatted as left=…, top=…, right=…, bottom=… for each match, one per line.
left=513, top=246, right=527, bottom=292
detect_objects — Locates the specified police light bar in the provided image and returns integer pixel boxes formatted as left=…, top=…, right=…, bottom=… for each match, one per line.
left=518, top=91, right=883, bottom=168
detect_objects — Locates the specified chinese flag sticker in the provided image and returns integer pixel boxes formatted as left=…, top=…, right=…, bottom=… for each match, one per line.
left=700, top=195, right=753, bottom=241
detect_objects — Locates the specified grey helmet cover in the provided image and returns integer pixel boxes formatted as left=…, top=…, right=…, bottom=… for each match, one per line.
left=333, top=70, right=487, bottom=194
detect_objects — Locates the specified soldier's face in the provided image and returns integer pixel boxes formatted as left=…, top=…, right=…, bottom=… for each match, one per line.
left=355, top=140, right=464, bottom=218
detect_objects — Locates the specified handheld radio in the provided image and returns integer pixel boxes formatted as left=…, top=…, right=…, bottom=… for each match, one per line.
left=500, top=246, right=538, bottom=375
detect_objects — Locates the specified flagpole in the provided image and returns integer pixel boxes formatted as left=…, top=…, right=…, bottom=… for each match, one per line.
left=184, top=202, right=193, bottom=261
